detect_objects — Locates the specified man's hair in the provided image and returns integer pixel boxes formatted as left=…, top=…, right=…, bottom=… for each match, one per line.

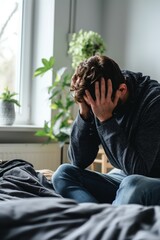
left=70, top=55, right=125, bottom=102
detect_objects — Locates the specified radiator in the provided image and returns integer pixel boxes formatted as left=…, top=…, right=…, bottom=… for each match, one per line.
left=0, top=143, right=61, bottom=170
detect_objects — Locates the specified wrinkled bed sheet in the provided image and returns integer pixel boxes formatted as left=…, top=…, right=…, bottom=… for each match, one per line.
left=0, top=159, right=160, bottom=240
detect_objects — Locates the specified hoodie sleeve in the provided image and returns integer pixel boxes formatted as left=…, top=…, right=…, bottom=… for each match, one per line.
left=68, top=113, right=101, bottom=169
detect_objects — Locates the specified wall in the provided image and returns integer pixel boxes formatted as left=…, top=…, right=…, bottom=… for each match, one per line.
left=0, top=143, right=60, bottom=171
left=75, top=0, right=103, bottom=33
left=103, top=0, right=160, bottom=81
left=54, top=0, right=160, bottom=80
left=53, top=0, right=105, bottom=71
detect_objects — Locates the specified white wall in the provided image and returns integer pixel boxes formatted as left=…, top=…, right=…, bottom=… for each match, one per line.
left=75, top=0, right=103, bottom=33
left=0, top=143, right=60, bottom=171
left=103, top=0, right=160, bottom=81
left=54, top=0, right=160, bottom=81
left=53, top=0, right=105, bottom=71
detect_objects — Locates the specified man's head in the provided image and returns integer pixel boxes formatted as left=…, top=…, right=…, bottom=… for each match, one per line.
left=70, top=55, right=127, bottom=103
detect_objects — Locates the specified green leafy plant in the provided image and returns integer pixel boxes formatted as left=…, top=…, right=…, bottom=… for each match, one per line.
left=34, top=57, right=74, bottom=146
left=0, top=87, right=20, bottom=107
left=68, top=29, right=106, bottom=69
left=34, top=31, right=106, bottom=146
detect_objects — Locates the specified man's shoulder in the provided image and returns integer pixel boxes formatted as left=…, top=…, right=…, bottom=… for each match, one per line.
left=122, top=69, right=160, bottom=90
left=121, top=70, right=143, bottom=80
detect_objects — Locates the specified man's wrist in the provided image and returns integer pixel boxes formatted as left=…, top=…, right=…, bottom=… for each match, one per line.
left=79, top=110, right=92, bottom=122
left=80, top=112, right=90, bottom=121
left=99, top=115, right=113, bottom=124
left=99, top=114, right=113, bottom=123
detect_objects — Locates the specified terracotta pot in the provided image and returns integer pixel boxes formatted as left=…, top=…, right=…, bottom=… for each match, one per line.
left=0, top=101, right=15, bottom=125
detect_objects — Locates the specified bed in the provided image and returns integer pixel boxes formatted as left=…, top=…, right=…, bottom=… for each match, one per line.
left=1, top=159, right=160, bottom=240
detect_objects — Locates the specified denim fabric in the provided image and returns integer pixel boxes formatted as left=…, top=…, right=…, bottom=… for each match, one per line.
left=113, top=175, right=160, bottom=206
left=52, top=164, right=126, bottom=203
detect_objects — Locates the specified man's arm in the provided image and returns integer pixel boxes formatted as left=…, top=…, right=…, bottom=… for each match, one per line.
left=83, top=77, right=160, bottom=177
left=68, top=112, right=100, bottom=169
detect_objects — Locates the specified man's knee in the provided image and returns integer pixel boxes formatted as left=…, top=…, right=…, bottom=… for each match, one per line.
left=113, top=175, right=146, bottom=205
left=52, top=163, right=80, bottom=192
left=120, top=174, right=144, bottom=189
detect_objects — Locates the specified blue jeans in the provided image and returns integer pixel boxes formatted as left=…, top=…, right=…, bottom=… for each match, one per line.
left=113, top=174, right=160, bottom=206
left=52, top=163, right=160, bottom=205
left=52, top=163, right=126, bottom=203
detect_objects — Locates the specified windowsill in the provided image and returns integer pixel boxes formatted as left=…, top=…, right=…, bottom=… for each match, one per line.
left=0, top=124, right=48, bottom=143
left=0, top=124, right=43, bottom=132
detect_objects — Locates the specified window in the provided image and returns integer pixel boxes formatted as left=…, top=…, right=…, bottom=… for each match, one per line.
left=0, top=0, right=54, bottom=127
left=0, top=1, right=21, bottom=93
left=0, top=0, right=33, bottom=125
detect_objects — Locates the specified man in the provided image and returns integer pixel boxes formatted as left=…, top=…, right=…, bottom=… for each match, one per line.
left=52, top=55, right=160, bottom=205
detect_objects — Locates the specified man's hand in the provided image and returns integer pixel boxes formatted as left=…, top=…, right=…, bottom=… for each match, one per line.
left=78, top=100, right=91, bottom=120
left=84, top=78, right=120, bottom=122
left=72, top=77, right=91, bottom=120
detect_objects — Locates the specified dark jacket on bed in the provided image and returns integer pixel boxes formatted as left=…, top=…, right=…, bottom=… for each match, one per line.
left=68, top=70, right=160, bottom=178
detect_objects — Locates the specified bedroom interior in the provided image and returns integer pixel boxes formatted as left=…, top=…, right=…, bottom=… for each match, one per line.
left=1, top=0, right=160, bottom=239
left=0, top=0, right=160, bottom=170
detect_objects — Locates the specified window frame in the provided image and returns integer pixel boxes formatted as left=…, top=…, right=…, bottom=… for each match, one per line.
left=0, top=0, right=55, bottom=143
left=15, top=0, right=54, bottom=126
left=15, top=0, right=34, bottom=125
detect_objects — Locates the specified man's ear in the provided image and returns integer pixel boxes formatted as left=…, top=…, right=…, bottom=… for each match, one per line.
left=118, top=83, right=128, bottom=101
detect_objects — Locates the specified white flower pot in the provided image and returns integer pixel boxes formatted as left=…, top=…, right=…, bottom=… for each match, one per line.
left=0, top=101, right=16, bottom=125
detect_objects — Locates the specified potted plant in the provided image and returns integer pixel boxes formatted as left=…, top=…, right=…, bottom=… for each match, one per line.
left=34, top=57, right=75, bottom=147
left=0, top=87, right=20, bottom=125
left=34, top=30, right=106, bottom=162
left=34, top=30, right=106, bottom=145
left=68, top=29, right=106, bottom=69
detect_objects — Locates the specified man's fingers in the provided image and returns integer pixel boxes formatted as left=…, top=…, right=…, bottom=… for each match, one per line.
left=84, top=90, right=95, bottom=105
left=100, top=78, right=106, bottom=100
left=83, top=95, right=90, bottom=105
left=95, top=81, right=100, bottom=101
left=107, top=79, right=113, bottom=100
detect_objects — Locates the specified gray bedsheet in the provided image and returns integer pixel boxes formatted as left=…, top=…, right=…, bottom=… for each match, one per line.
left=0, top=159, right=160, bottom=240
left=0, top=197, right=160, bottom=240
